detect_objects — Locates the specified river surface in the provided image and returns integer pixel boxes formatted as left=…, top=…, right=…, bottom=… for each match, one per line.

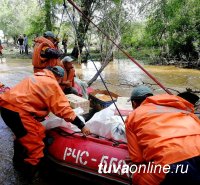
left=0, top=58, right=200, bottom=185
left=1, top=58, right=200, bottom=95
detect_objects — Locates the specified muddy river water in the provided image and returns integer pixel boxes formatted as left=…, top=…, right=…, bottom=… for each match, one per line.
left=1, top=58, right=200, bottom=94
left=0, top=58, right=200, bottom=185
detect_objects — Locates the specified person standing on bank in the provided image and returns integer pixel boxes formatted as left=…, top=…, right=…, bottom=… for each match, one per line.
left=17, top=35, right=24, bottom=54
left=59, top=56, right=78, bottom=95
left=62, top=34, right=68, bottom=55
left=32, top=31, right=61, bottom=73
left=0, top=66, right=90, bottom=181
left=125, top=85, right=200, bottom=185
left=23, top=34, right=28, bottom=55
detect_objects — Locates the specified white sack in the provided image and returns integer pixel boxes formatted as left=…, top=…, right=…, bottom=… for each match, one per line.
left=85, top=104, right=127, bottom=142
left=42, top=107, right=84, bottom=131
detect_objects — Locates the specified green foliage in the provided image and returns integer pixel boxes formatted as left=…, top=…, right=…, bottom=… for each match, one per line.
left=0, top=0, right=38, bottom=38
left=28, top=0, right=63, bottom=36
left=144, top=0, right=200, bottom=61
left=112, top=0, right=122, bottom=4
left=1, top=0, right=199, bottom=66
left=27, top=11, right=46, bottom=36
left=0, top=0, right=64, bottom=41
left=121, top=22, right=146, bottom=49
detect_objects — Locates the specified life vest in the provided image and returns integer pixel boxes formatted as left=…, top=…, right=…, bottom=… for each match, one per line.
left=32, top=37, right=60, bottom=72
left=60, top=62, right=75, bottom=90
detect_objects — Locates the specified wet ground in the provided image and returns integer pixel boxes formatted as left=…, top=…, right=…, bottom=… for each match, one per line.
left=0, top=58, right=200, bottom=185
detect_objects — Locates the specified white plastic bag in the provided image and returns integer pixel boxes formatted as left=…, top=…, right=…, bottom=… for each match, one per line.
left=42, top=114, right=71, bottom=130
left=85, top=104, right=127, bottom=142
left=42, top=107, right=84, bottom=131
left=110, top=116, right=127, bottom=143
left=85, top=105, right=115, bottom=138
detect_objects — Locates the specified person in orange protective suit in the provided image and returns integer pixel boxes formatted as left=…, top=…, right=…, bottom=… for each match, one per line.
left=32, top=31, right=61, bottom=73
left=0, top=66, right=90, bottom=181
left=125, top=85, right=200, bottom=185
left=59, top=56, right=78, bottom=95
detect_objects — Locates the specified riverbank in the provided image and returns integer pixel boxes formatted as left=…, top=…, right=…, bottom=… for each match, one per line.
left=2, top=45, right=200, bottom=70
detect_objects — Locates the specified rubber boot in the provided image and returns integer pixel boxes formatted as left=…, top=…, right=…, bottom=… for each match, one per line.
left=23, top=163, right=40, bottom=183
left=13, top=140, right=27, bottom=171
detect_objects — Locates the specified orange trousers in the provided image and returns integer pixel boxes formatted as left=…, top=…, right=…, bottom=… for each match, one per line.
left=1, top=107, right=46, bottom=166
left=18, top=111, right=46, bottom=165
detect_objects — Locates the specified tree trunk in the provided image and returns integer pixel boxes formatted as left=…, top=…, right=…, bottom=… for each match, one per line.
left=44, top=0, right=52, bottom=30
left=71, top=0, right=94, bottom=58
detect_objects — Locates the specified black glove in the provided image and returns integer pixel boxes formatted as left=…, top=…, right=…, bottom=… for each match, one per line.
left=41, top=48, right=61, bottom=59
left=71, top=116, right=85, bottom=130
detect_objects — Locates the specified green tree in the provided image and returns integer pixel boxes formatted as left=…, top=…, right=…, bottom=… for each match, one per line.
left=0, top=0, right=38, bottom=42
left=70, top=0, right=100, bottom=58
left=121, top=22, right=145, bottom=49
left=144, top=0, right=200, bottom=62
left=69, top=0, right=124, bottom=59
left=87, top=1, right=128, bottom=86
left=29, top=0, right=63, bottom=35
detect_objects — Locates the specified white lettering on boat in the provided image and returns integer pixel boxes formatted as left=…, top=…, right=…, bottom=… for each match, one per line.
left=63, top=147, right=89, bottom=165
left=62, top=147, right=130, bottom=178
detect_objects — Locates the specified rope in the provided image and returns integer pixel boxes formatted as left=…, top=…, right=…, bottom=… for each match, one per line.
left=66, top=0, right=172, bottom=95
left=65, top=3, right=125, bottom=123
